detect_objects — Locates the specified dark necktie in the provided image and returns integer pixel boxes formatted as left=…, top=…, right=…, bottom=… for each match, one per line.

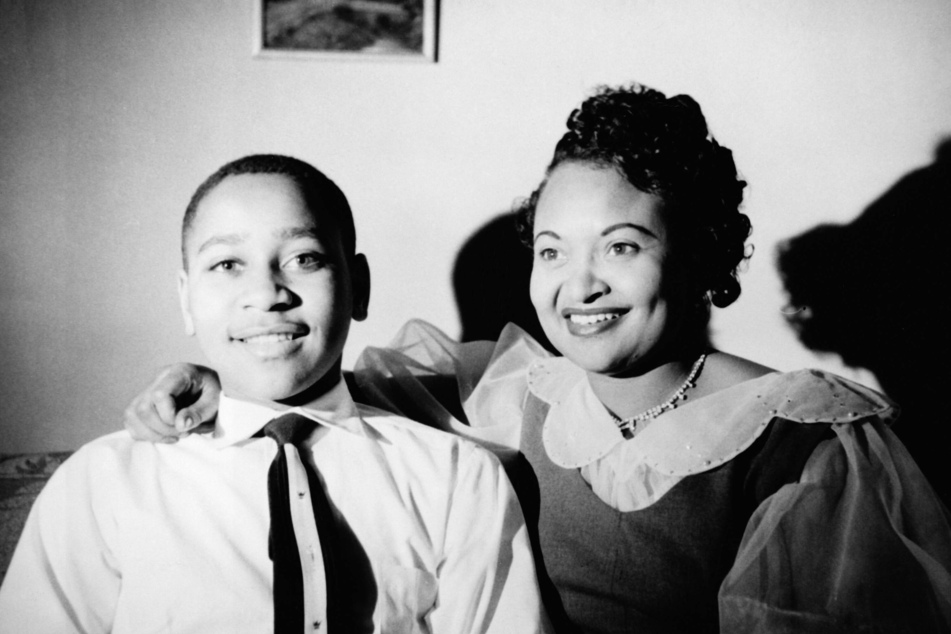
left=265, top=413, right=339, bottom=633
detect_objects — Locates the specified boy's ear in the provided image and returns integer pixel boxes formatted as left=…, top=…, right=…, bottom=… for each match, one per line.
left=351, top=253, right=370, bottom=322
left=177, top=270, right=196, bottom=336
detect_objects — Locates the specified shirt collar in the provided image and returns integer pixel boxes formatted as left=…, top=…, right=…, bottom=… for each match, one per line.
left=210, top=376, right=368, bottom=449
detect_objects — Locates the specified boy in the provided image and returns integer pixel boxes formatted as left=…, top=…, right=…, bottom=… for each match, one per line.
left=0, top=155, right=548, bottom=633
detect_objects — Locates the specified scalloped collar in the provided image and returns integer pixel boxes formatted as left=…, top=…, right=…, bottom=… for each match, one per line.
left=528, top=358, right=898, bottom=475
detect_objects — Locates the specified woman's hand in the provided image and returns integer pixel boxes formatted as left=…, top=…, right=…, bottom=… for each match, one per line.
left=123, top=363, right=221, bottom=442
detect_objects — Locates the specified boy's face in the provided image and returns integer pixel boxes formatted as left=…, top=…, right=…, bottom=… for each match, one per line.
left=178, top=173, right=368, bottom=403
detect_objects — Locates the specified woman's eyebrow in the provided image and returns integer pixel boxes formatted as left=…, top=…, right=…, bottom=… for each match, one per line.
left=533, top=229, right=560, bottom=244
left=601, top=222, right=658, bottom=239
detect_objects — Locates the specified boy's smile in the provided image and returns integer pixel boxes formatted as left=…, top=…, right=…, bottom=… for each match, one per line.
left=178, top=172, right=367, bottom=403
left=231, top=321, right=308, bottom=358
left=232, top=323, right=308, bottom=354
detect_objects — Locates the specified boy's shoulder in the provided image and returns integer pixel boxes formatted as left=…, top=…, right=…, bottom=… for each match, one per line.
left=28, top=431, right=161, bottom=508
left=355, top=402, right=471, bottom=445
left=65, top=428, right=208, bottom=476
left=353, top=402, right=502, bottom=468
left=68, top=430, right=139, bottom=464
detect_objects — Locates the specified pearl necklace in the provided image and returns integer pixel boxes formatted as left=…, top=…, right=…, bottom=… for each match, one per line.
left=609, top=353, right=708, bottom=439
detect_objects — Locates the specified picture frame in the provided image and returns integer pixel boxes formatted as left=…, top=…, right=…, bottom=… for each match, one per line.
left=254, top=0, right=438, bottom=62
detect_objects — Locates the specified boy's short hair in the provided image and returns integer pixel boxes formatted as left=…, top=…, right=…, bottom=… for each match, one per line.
left=181, top=154, right=356, bottom=265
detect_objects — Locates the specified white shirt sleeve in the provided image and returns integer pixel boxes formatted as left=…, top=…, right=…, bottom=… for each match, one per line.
left=0, top=449, right=121, bottom=633
left=429, top=442, right=552, bottom=633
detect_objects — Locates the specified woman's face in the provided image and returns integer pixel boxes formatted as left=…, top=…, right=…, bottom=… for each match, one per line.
left=529, top=162, right=683, bottom=376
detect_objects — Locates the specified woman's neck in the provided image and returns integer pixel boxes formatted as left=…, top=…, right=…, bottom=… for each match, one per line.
left=586, top=356, right=702, bottom=420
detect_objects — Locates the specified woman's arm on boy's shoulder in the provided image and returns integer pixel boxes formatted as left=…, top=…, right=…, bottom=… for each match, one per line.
left=123, top=363, right=220, bottom=441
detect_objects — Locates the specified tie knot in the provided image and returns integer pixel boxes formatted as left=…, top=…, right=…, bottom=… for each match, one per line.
left=264, top=413, right=318, bottom=446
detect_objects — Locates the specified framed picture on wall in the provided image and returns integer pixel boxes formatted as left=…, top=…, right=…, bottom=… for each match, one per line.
left=254, top=0, right=438, bottom=62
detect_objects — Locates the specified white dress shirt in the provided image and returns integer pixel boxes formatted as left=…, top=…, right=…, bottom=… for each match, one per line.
left=0, top=378, right=549, bottom=633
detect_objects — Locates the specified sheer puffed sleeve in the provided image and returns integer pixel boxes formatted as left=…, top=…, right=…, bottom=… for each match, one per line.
left=353, top=320, right=551, bottom=455
left=719, top=418, right=951, bottom=633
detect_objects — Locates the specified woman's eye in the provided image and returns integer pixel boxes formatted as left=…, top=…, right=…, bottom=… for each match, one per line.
left=608, top=242, right=639, bottom=256
left=537, top=247, right=560, bottom=262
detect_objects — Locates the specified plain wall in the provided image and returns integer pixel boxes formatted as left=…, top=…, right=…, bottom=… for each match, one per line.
left=2, top=0, right=950, bottom=453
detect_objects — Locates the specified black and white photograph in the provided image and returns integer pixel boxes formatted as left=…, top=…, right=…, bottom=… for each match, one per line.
left=2, top=1, right=950, bottom=632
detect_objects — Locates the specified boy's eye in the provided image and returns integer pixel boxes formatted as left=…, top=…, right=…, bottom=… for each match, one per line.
left=210, top=259, right=241, bottom=273
left=286, top=252, right=326, bottom=270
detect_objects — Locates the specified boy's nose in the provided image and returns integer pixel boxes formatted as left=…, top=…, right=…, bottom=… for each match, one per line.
left=242, top=269, right=293, bottom=310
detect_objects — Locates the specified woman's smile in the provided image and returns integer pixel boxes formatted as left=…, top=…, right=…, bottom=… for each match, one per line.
left=563, top=307, right=629, bottom=335
left=530, top=162, right=675, bottom=376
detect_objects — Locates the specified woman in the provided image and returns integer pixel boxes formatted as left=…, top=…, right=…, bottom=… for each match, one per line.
left=127, top=84, right=951, bottom=633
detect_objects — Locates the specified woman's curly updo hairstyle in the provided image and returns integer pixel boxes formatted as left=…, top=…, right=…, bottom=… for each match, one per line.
left=516, top=83, right=751, bottom=315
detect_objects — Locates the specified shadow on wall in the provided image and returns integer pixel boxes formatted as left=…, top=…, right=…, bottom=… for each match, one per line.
left=452, top=212, right=553, bottom=351
left=777, top=138, right=951, bottom=507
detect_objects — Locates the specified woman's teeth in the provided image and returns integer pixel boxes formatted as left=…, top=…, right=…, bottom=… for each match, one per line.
left=568, top=313, right=620, bottom=325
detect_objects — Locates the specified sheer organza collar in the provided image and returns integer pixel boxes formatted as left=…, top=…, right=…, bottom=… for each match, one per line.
left=528, top=358, right=897, bottom=474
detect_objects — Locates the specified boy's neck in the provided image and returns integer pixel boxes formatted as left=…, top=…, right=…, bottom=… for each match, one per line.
left=224, top=361, right=345, bottom=411
left=278, top=363, right=344, bottom=408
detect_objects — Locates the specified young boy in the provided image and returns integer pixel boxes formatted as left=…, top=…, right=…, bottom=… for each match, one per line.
left=0, top=155, right=548, bottom=633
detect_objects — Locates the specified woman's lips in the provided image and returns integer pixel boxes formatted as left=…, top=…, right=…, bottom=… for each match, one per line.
left=562, top=308, right=628, bottom=336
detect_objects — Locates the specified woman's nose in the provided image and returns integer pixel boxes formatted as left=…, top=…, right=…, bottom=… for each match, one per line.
left=565, top=259, right=609, bottom=303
